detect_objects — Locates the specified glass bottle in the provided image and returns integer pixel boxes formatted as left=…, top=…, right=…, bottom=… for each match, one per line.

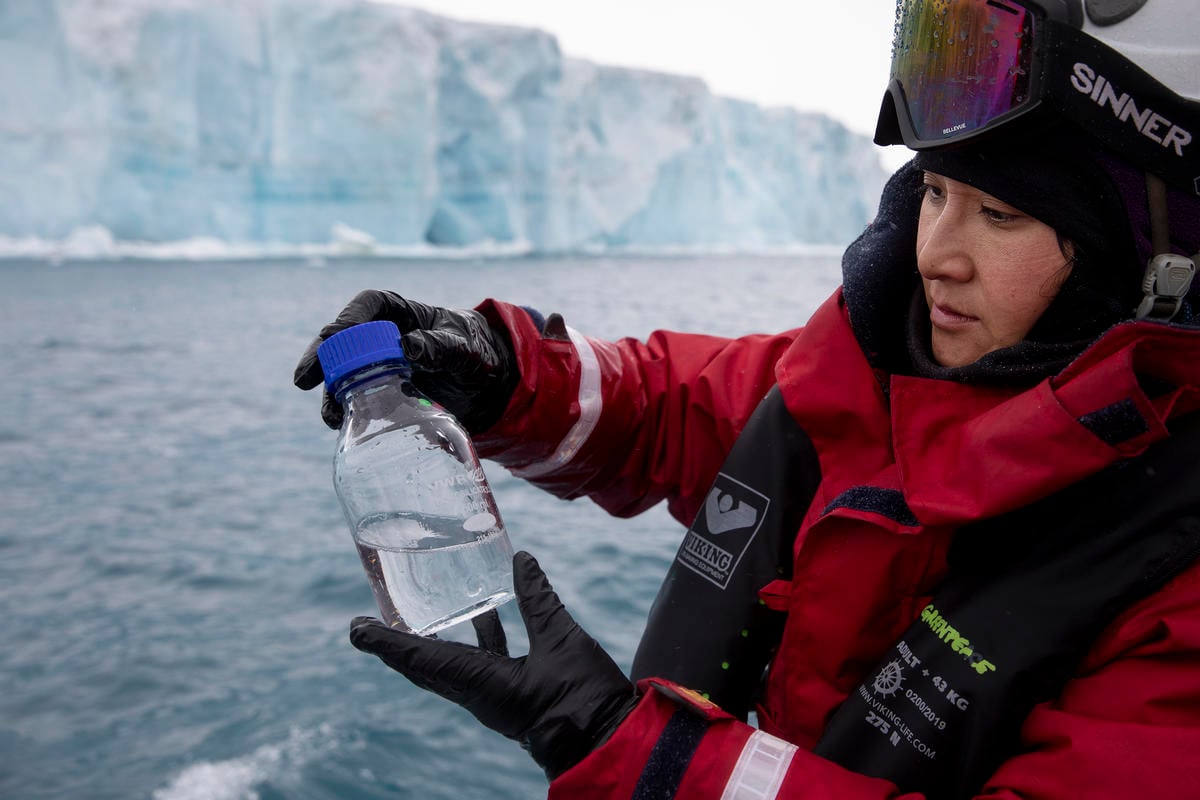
left=317, top=320, right=514, bottom=635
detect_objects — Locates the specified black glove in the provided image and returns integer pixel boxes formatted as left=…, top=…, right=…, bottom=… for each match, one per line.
left=349, top=552, right=640, bottom=780
left=293, top=289, right=519, bottom=433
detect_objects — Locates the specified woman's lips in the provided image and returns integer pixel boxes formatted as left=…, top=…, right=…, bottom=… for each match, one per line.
left=930, top=303, right=978, bottom=329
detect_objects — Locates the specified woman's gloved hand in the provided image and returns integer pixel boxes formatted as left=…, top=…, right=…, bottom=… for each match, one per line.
left=349, top=552, right=640, bottom=780
left=293, top=289, right=518, bottom=432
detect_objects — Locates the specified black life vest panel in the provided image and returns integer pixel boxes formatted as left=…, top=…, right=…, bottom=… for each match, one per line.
left=631, top=386, right=820, bottom=719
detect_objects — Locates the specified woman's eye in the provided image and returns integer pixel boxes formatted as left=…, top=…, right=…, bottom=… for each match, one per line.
left=982, top=207, right=1016, bottom=224
left=920, top=183, right=945, bottom=202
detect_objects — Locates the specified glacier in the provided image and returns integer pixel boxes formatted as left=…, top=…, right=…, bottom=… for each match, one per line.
left=0, top=0, right=891, bottom=256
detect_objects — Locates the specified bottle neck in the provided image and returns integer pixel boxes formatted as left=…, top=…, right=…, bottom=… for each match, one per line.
left=331, top=361, right=412, bottom=403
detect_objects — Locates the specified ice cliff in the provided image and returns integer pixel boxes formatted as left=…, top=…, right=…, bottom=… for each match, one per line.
left=0, top=0, right=891, bottom=253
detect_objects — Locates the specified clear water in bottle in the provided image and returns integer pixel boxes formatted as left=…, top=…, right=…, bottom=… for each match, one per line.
left=354, top=511, right=514, bottom=635
left=317, top=320, right=516, bottom=637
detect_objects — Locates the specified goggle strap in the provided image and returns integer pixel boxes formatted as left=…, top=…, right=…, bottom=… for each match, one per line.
left=1041, top=28, right=1200, bottom=198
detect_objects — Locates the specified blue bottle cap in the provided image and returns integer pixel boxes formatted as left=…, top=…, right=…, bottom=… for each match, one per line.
left=317, top=320, right=408, bottom=391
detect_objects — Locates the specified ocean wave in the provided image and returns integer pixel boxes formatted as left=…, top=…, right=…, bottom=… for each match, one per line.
left=152, top=724, right=338, bottom=800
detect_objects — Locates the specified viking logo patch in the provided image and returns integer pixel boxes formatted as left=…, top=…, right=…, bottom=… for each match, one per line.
left=677, top=473, right=770, bottom=589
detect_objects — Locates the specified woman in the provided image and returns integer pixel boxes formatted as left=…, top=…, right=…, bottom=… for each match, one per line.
left=294, top=1, right=1200, bottom=796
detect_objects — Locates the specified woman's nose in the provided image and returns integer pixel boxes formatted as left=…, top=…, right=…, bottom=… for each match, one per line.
left=917, top=204, right=975, bottom=282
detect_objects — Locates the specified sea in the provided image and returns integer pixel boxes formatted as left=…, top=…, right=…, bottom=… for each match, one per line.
left=0, top=252, right=844, bottom=800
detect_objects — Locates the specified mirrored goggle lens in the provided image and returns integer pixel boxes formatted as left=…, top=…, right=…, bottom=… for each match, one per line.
left=892, top=0, right=1037, bottom=141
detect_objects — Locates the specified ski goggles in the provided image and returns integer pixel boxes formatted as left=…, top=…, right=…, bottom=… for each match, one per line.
left=874, top=0, right=1200, bottom=195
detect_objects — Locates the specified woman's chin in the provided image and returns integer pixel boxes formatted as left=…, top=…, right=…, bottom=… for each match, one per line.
left=930, top=334, right=984, bottom=368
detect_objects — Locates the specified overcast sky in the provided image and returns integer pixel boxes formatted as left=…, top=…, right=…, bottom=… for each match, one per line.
left=384, top=1, right=906, bottom=167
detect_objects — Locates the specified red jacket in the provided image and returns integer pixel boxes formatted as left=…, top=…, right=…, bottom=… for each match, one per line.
left=474, top=290, right=1200, bottom=799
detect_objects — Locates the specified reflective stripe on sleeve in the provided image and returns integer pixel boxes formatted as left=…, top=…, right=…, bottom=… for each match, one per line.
left=512, top=325, right=602, bottom=479
left=718, top=730, right=798, bottom=800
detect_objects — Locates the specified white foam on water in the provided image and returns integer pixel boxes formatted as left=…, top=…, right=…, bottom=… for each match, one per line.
left=153, top=724, right=336, bottom=800
left=0, top=225, right=844, bottom=263
left=0, top=225, right=537, bottom=262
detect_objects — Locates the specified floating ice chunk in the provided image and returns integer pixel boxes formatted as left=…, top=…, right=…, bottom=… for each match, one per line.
left=330, top=223, right=378, bottom=255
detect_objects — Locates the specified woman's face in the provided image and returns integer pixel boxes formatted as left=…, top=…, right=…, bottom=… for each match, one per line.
left=916, top=171, right=1073, bottom=368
